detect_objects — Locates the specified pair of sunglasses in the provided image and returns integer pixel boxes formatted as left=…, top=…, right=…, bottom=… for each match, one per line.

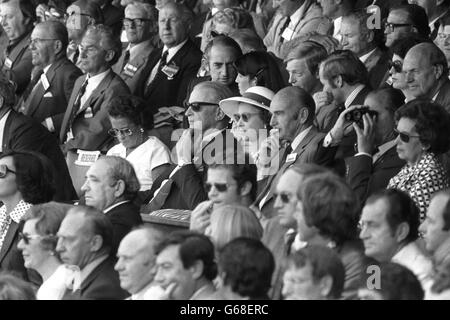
left=18, top=232, right=42, bottom=244
left=185, top=102, right=219, bottom=112
left=274, top=192, right=293, bottom=204
left=0, top=164, right=16, bottom=179
left=205, top=182, right=233, bottom=193
left=233, top=112, right=260, bottom=123
left=389, top=60, right=403, bottom=73
left=394, top=128, right=420, bottom=143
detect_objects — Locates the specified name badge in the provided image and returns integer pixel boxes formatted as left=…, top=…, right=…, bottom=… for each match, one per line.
left=161, top=63, right=179, bottom=80
left=281, top=27, right=294, bottom=41
left=123, top=63, right=138, bottom=77
left=75, top=150, right=101, bottom=167
left=286, top=153, right=298, bottom=163
left=40, top=74, right=50, bottom=91
left=83, top=106, right=93, bottom=118
left=4, top=58, right=13, bottom=69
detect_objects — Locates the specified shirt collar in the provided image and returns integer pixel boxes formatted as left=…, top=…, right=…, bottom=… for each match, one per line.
left=290, top=2, right=307, bottom=27
left=163, top=39, right=188, bottom=62
left=290, top=126, right=312, bottom=151
left=128, top=39, right=152, bottom=59
left=87, top=69, right=110, bottom=85
left=345, top=84, right=365, bottom=108
left=103, top=200, right=130, bottom=214
left=1, top=200, right=33, bottom=223
left=375, top=139, right=397, bottom=157
left=43, top=64, right=52, bottom=75
left=79, top=254, right=109, bottom=287
left=359, top=48, right=377, bottom=64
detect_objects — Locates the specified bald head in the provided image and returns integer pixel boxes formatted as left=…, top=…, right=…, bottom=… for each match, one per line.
left=403, top=43, right=448, bottom=98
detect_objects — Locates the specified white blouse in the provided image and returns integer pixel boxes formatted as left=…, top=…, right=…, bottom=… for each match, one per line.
left=107, top=136, right=172, bottom=191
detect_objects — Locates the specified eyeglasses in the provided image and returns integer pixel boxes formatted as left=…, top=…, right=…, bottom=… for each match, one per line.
left=29, top=38, right=59, bottom=46
left=185, top=102, right=219, bottom=112
left=233, top=112, right=261, bottom=123
left=394, top=128, right=420, bottom=143
left=384, top=22, right=412, bottom=33
left=123, top=18, right=151, bottom=28
left=388, top=60, right=403, bottom=73
left=274, top=192, right=293, bottom=204
left=205, top=182, right=234, bottom=193
left=0, top=164, right=16, bottom=178
left=108, top=128, right=134, bottom=137
left=18, top=232, right=42, bottom=245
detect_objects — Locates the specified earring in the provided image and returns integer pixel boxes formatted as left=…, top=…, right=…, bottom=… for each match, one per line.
left=140, top=128, right=144, bottom=133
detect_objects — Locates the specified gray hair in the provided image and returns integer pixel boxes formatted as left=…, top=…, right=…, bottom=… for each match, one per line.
left=125, top=1, right=158, bottom=21
left=100, top=156, right=141, bottom=200
left=85, top=24, right=122, bottom=66
left=159, top=2, right=194, bottom=26
left=192, top=81, right=234, bottom=104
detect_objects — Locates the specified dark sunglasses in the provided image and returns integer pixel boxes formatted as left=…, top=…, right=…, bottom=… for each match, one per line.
left=18, top=232, right=42, bottom=244
left=394, top=128, right=420, bottom=143
left=205, top=182, right=232, bottom=193
left=389, top=60, right=403, bottom=73
left=274, top=192, right=293, bottom=204
left=185, top=102, right=219, bottom=112
left=0, top=164, right=16, bottom=179
left=233, top=112, right=261, bottom=123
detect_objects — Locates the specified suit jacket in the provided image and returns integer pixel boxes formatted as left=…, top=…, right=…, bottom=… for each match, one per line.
left=60, top=70, right=130, bottom=152
left=345, top=145, right=405, bottom=203
left=141, top=129, right=246, bottom=211
left=1, top=32, right=32, bottom=96
left=263, top=0, right=331, bottom=59
left=106, top=201, right=143, bottom=253
left=256, top=126, right=336, bottom=219
left=365, top=48, right=390, bottom=90
left=16, top=57, right=82, bottom=133
left=62, top=256, right=128, bottom=300
left=137, top=39, right=202, bottom=114
left=434, top=79, right=450, bottom=114
left=2, top=110, right=77, bottom=201
left=112, top=40, right=155, bottom=95
left=0, top=219, right=41, bottom=286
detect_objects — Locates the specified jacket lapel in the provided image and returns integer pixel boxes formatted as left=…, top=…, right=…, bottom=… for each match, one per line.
left=60, top=75, right=87, bottom=141
left=78, top=70, right=114, bottom=115
left=0, top=220, right=21, bottom=264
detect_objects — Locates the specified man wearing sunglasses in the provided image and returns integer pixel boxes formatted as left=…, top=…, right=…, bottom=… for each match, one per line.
left=16, top=21, right=82, bottom=135
left=112, top=2, right=157, bottom=95
left=142, top=81, right=245, bottom=211
left=0, top=0, right=35, bottom=96
left=345, top=88, right=406, bottom=204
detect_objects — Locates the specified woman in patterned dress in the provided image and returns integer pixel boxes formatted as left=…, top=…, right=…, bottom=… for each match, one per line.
left=388, top=100, right=450, bottom=220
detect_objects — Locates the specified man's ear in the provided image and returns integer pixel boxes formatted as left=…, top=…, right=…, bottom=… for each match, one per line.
left=434, top=64, right=444, bottom=80
left=366, top=30, right=375, bottom=44
left=395, top=222, right=410, bottom=243
left=54, top=40, right=63, bottom=55
left=239, top=181, right=252, bottom=198
left=114, top=179, right=126, bottom=198
left=105, top=49, right=115, bottom=63
left=90, top=234, right=104, bottom=252
left=190, top=260, right=204, bottom=280
left=319, top=275, right=333, bottom=298
left=216, top=107, right=226, bottom=121
left=299, top=107, right=309, bottom=124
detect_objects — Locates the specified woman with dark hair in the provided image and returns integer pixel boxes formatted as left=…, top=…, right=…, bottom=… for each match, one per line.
left=107, top=95, right=171, bottom=191
left=234, top=50, right=286, bottom=95
left=17, top=202, right=74, bottom=300
left=388, top=100, right=450, bottom=220
left=0, top=150, right=55, bottom=281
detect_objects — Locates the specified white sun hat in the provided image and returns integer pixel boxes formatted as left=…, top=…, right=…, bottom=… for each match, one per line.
left=219, top=86, right=275, bottom=119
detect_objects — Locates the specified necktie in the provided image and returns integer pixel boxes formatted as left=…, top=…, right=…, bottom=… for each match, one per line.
left=279, top=16, right=291, bottom=44
left=146, top=50, right=169, bottom=93
left=121, top=50, right=130, bottom=71
left=67, top=78, right=89, bottom=132
left=145, top=177, right=174, bottom=212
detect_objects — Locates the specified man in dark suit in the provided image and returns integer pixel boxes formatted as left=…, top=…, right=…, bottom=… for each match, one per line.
left=92, top=0, right=124, bottom=37
left=0, top=0, right=35, bottom=96
left=141, top=81, right=245, bottom=211
left=57, top=206, right=128, bottom=300
left=0, top=74, right=76, bottom=201
left=112, top=2, right=158, bottom=95
left=60, top=25, right=130, bottom=192
left=345, top=88, right=406, bottom=204
left=16, top=21, right=82, bottom=134
left=137, top=3, right=202, bottom=114
left=255, top=87, right=336, bottom=220
left=81, top=156, right=142, bottom=252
